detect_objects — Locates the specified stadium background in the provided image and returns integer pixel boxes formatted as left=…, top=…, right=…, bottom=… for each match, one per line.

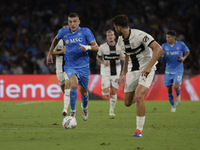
left=0, top=0, right=200, bottom=101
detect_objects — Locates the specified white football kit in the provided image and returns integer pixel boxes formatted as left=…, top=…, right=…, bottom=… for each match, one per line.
left=53, top=39, right=68, bottom=85
left=97, top=42, right=124, bottom=89
left=117, top=29, right=157, bottom=92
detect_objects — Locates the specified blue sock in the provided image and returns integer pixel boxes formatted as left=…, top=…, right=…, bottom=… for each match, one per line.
left=175, top=87, right=181, bottom=97
left=168, top=93, right=174, bottom=106
left=81, top=92, right=89, bottom=108
left=70, top=89, right=77, bottom=111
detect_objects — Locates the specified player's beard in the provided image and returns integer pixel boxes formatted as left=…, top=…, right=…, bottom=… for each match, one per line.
left=116, top=29, right=123, bottom=36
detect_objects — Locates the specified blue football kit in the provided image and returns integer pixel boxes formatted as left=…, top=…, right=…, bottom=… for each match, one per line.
left=162, top=40, right=189, bottom=107
left=57, top=27, right=96, bottom=111
left=161, top=41, right=189, bottom=86
left=57, top=27, right=96, bottom=88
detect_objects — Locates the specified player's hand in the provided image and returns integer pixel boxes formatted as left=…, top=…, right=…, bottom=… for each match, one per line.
left=103, top=61, right=109, bottom=66
left=120, top=55, right=125, bottom=62
left=79, top=44, right=91, bottom=52
left=46, top=54, right=53, bottom=65
left=178, top=56, right=185, bottom=62
left=118, top=74, right=125, bottom=85
left=141, top=67, right=151, bottom=77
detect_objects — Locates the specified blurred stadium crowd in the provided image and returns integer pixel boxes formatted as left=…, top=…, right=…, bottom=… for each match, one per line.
left=0, top=0, right=200, bottom=75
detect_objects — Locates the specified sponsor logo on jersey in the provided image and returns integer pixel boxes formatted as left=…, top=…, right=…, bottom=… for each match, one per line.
left=65, top=38, right=83, bottom=44
left=167, top=51, right=179, bottom=55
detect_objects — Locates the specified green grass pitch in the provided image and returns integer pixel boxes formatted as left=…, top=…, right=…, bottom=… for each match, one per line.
left=0, top=100, right=200, bottom=150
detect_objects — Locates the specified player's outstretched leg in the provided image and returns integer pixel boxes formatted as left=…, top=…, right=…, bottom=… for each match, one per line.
left=70, top=89, right=77, bottom=117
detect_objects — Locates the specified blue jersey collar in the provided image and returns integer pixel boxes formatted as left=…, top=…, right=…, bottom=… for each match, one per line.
left=68, top=27, right=81, bottom=33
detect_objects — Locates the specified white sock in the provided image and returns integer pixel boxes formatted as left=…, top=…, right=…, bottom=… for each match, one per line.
left=64, top=89, right=70, bottom=110
left=102, top=91, right=110, bottom=99
left=136, top=116, right=145, bottom=131
left=109, top=94, right=117, bottom=113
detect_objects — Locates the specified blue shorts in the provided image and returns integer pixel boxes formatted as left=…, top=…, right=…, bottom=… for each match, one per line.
left=64, top=66, right=90, bottom=89
left=164, top=72, right=183, bottom=86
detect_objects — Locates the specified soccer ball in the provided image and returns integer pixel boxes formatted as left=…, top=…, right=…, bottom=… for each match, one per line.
left=62, top=116, right=77, bottom=129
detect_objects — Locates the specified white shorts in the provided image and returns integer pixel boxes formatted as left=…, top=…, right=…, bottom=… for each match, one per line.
left=56, top=71, right=68, bottom=85
left=124, top=70, right=155, bottom=93
left=101, top=75, right=119, bottom=89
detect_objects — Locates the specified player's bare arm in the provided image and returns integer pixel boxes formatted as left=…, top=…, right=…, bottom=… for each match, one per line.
left=118, top=54, right=129, bottom=85
left=79, top=41, right=99, bottom=52
left=120, top=54, right=125, bottom=62
left=52, top=47, right=66, bottom=56
left=142, top=41, right=163, bottom=76
left=46, top=36, right=59, bottom=65
left=96, top=55, right=109, bottom=66
left=178, top=50, right=190, bottom=62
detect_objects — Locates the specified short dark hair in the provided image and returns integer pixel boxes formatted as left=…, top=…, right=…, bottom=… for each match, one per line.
left=106, top=29, right=114, bottom=35
left=111, top=14, right=129, bottom=28
left=68, top=13, right=79, bottom=18
left=63, top=20, right=68, bottom=26
left=167, top=30, right=176, bottom=36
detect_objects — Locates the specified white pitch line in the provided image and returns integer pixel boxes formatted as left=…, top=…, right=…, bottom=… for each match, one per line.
left=16, top=101, right=49, bottom=105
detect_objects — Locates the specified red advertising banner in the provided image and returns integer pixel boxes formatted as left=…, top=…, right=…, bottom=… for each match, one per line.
left=0, top=74, right=200, bottom=101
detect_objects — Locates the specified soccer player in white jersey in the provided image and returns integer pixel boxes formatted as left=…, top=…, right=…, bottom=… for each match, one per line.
left=112, top=14, right=163, bottom=137
left=161, top=30, right=190, bottom=112
left=51, top=21, right=70, bottom=116
left=96, top=30, right=124, bottom=118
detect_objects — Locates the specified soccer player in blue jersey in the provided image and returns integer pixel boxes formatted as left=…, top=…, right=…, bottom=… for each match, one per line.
left=46, top=13, right=99, bottom=121
left=161, top=30, right=190, bottom=112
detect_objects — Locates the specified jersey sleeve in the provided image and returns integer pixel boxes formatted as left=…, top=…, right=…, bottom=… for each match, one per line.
left=161, top=44, right=166, bottom=52
left=138, top=31, right=155, bottom=47
left=57, top=28, right=63, bottom=40
left=85, top=28, right=96, bottom=44
left=97, top=45, right=103, bottom=56
left=117, top=36, right=125, bottom=54
left=181, top=42, right=189, bottom=53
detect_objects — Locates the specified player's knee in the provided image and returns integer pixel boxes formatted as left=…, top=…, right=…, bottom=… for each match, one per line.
left=134, top=94, right=143, bottom=103
left=124, top=100, right=132, bottom=107
left=70, top=84, right=78, bottom=89
left=102, top=92, right=110, bottom=99
left=80, top=90, right=87, bottom=97
left=174, top=85, right=179, bottom=90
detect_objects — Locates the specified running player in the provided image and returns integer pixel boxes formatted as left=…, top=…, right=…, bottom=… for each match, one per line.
left=46, top=13, right=99, bottom=121
left=96, top=30, right=124, bottom=117
left=112, top=14, right=163, bottom=137
left=161, top=30, right=190, bottom=112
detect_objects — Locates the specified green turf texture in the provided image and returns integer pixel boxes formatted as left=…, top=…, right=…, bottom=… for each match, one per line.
left=0, top=100, right=200, bottom=150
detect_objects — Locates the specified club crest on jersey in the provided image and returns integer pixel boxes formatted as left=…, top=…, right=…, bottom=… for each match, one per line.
left=142, top=35, right=149, bottom=43
left=78, top=32, right=82, bottom=36
left=131, top=43, right=134, bottom=47
left=66, top=40, right=69, bottom=44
